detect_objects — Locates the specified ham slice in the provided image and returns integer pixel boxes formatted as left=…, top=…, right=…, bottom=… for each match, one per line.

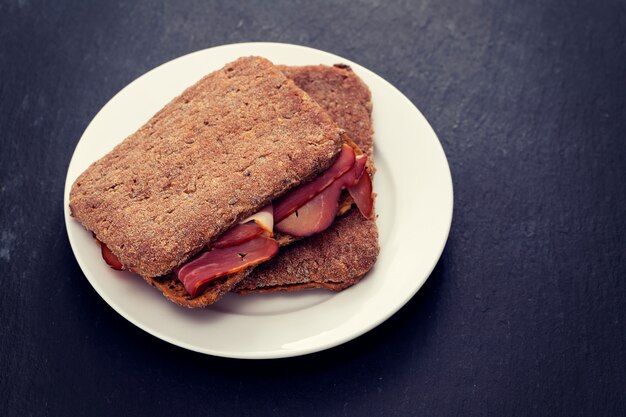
left=274, top=181, right=343, bottom=236
left=342, top=154, right=368, bottom=185
left=347, top=169, right=374, bottom=219
left=273, top=144, right=356, bottom=222
left=176, top=237, right=279, bottom=298
left=215, top=204, right=274, bottom=248
left=275, top=154, right=370, bottom=236
left=213, top=222, right=264, bottom=248
left=101, top=243, right=123, bottom=270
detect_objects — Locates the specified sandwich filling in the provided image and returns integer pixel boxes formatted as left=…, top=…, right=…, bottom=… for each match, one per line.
left=100, top=143, right=374, bottom=298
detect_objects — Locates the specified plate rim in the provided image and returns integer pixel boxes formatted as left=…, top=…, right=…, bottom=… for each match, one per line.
left=64, top=42, right=453, bottom=359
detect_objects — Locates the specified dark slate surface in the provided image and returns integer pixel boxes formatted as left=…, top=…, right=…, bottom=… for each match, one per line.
left=1, top=0, right=624, bottom=416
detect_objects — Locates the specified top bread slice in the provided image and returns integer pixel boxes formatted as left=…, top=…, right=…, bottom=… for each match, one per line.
left=235, top=64, right=379, bottom=293
left=143, top=66, right=376, bottom=307
left=69, top=56, right=344, bottom=278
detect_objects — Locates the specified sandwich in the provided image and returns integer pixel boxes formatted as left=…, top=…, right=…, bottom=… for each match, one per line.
left=69, top=56, right=376, bottom=307
left=235, top=64, right=379, bottom=293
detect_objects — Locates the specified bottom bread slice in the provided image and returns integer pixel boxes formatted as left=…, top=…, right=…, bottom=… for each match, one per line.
left=234, top=208, right=379, bottom=293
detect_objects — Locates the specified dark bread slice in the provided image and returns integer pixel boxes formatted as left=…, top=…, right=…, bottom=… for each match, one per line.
left=236, top=208, right=378, bottom=293
left=69, top=57, right=344, bottom=280
left=278, top=64, right=374, bottom=157
left=235, top=64, right=379, bottom=293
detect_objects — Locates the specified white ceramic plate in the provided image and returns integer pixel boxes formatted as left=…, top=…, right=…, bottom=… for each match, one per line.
left=64, top=42, right=453, bottom=359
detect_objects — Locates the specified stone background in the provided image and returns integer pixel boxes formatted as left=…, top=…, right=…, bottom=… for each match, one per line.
left=1, top=1, right=624, bottom=415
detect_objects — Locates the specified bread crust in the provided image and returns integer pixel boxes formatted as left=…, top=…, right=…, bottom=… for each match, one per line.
left=69, top=57, right=343, bottom=278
